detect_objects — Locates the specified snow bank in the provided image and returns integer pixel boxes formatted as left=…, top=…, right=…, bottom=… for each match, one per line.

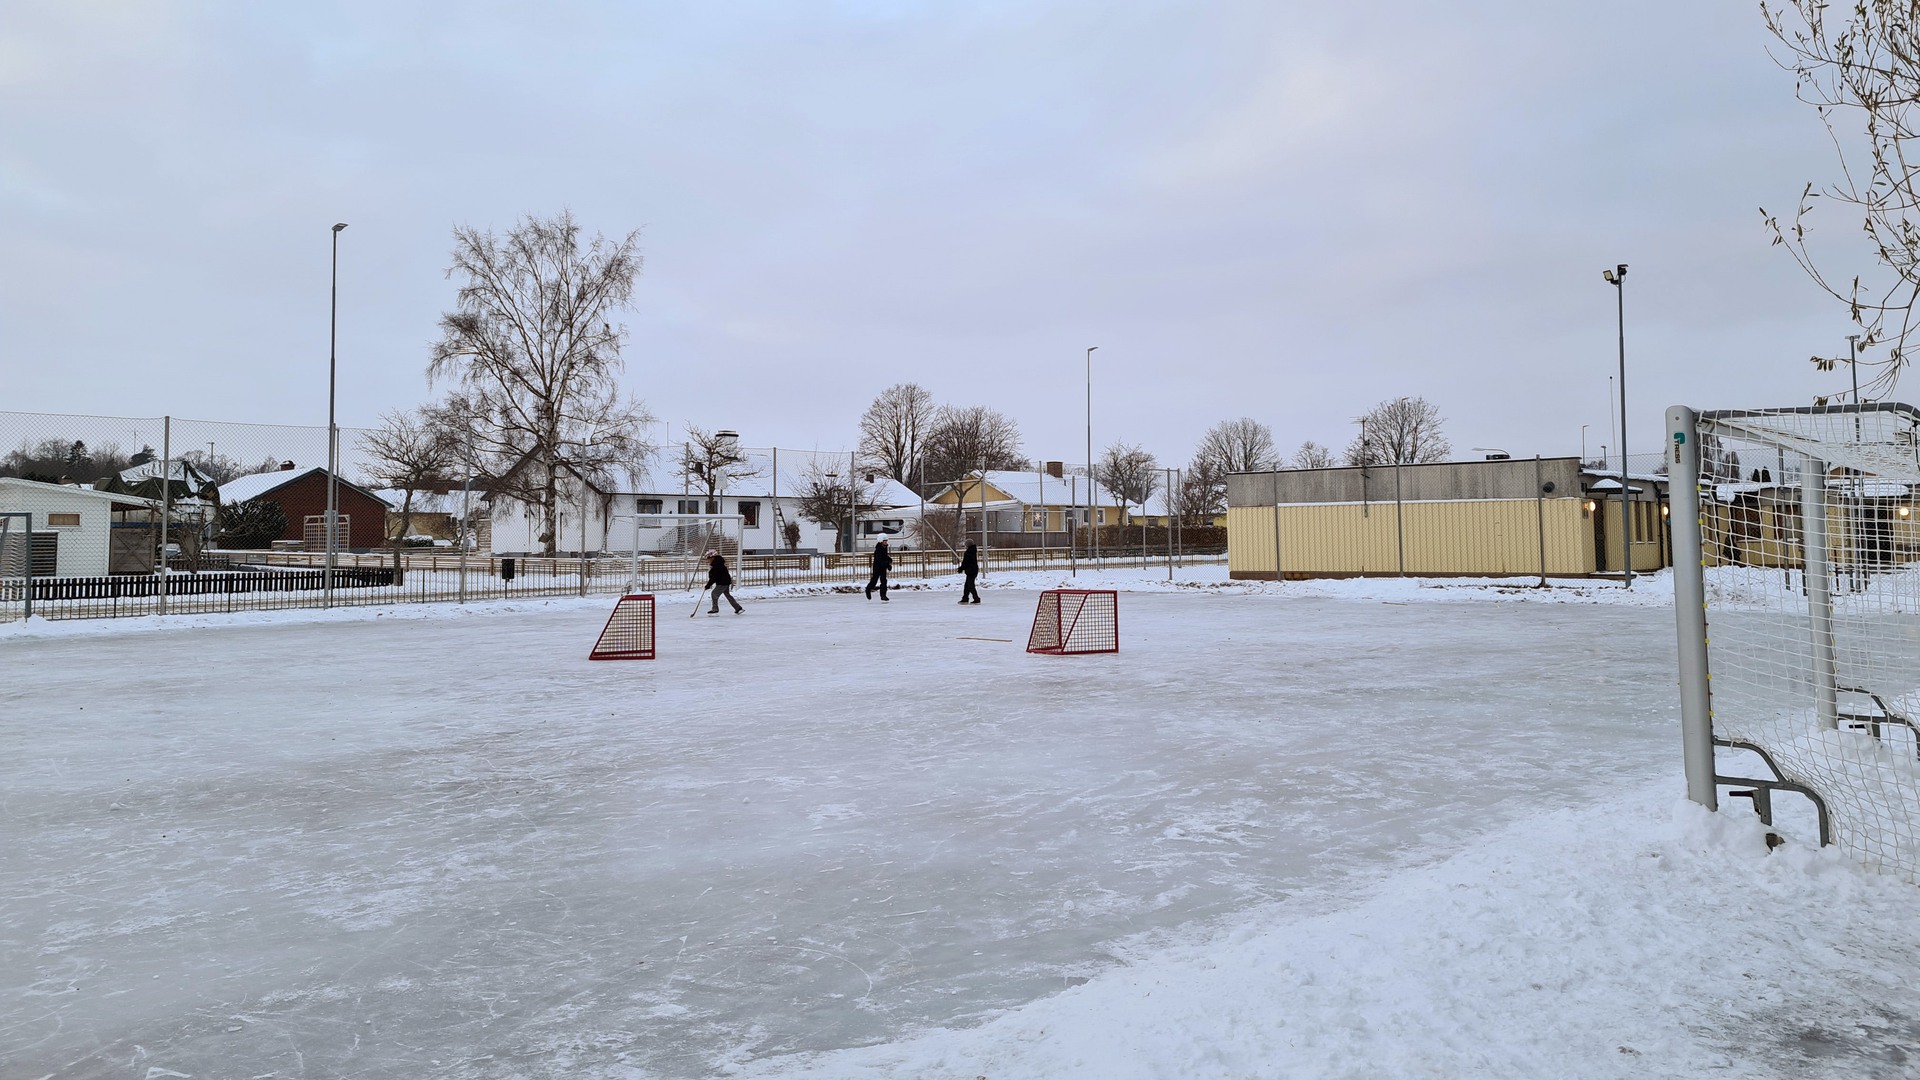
left=733, top=781, right=1920, bottom=1080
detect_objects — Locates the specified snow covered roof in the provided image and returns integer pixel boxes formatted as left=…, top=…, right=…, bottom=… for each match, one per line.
left=865, top=478, right=920, bottom=508
left=367, top=489, right=477, bottom=514
left=0, top=476, right=162, bottom=507
left=933, top=470, right=1122, bottom=508
left=220, top=467, right=393, bottom=508
left=1584, top=479, right=1646, bottom=494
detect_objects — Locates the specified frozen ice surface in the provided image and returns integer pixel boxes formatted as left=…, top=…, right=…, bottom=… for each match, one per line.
left=4, top=568, right=1913, bottom=1077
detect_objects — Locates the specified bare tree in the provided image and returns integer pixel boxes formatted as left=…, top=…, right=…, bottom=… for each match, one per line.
left=1098, top=442, right=1159, bottom=545
left=427, top=210, right=656, bottom=554
left=1291, top=440, right=1336, bottom=470
left=858, top=383, right=935, bottom=485
left=917, top=405, right=1027, bottom=488
left=1185, top=418, right=1278, bottom=520
left=176, top=450, right=251, bottom=486
left=1343, top=397, right=1451, bottom=466
left=359, top=407, right=461, bottom=574
left=676, top=425, right=761, bottom=500
left=1173, top=468, right=1219, bottom=526
left=792, top=460, right=876, bottom=552
left=1193, top=418, right=1279, bottom=476
left=912, top=506, right=963, bottom=554
left=1763, top=2, right=1920, bottom=394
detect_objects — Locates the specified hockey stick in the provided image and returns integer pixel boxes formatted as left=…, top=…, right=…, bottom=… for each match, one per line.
left=690, top=585, right=710, bottom=617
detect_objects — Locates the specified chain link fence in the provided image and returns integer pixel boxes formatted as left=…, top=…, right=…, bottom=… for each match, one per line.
left=0, top=411, right=1222, bottom=622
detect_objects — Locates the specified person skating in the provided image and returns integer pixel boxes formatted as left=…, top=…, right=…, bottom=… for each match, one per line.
left=957, top=541, right=981, bottom=604
left=865, top=538, right=892, bottom=601
left=706, top=549, right=744, bottom=614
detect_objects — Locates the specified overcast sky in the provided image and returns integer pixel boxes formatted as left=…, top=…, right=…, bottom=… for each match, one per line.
left=0, top=1, right=1874, bottom=470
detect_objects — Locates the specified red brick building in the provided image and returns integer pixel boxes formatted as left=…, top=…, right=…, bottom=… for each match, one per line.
left=218, top=467, right=393, bottom=551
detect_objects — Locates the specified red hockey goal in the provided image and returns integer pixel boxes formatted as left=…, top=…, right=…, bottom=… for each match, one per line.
left=589, top=594, right=656, bottom=660
left=1026, top=589, right=1119, bottom=654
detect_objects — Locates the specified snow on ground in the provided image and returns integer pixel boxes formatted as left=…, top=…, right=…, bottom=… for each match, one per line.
left=4, top=566, right=1917, bottom=1078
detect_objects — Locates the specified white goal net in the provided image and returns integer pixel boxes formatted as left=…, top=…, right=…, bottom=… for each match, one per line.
left=1670, top=404, right=1920, bottom=880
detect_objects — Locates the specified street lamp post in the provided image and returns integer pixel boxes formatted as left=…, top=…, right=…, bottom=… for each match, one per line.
left=1086, top=346, right=1098, bottom=566
left=325, top=222, right=347, bottom=608
left=1580, top=425, right=1589, bottom=466
left=1602, top=263, right=1630, bottom=589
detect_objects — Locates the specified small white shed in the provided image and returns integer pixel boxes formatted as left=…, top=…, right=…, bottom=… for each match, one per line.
left=0, top=478, right=160, bottom=577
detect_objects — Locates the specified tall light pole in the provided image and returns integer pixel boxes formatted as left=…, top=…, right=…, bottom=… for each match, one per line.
left=325, top=222, right=347, bottom=607
left=1602, top=263, right=1630, bottom=589
left=1086, top=345, right=1098, bottom=566
left=1580, top=424, right=1589, bottom=465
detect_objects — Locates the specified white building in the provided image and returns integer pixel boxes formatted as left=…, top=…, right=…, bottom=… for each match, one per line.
left=0, top=477, right=162, bottom=577
left=482, top=449, right=911, bottom=556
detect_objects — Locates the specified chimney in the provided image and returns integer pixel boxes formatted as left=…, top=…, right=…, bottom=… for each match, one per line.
left=1046, top=461, right=1064, bottom=479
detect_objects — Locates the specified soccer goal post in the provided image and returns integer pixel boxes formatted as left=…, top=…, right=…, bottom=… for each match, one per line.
left=1027, top=589, right=1119, bottom=654
left=1670, top=403, right=1920, bottom=879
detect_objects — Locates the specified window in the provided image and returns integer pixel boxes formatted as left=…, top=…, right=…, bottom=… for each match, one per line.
left=677, top=499, right=701, bottom=515
left=739, top=501, right=760, bottom=528
left=636, top=498, right=662, bottom=515
left=1030, top=510, right=1045, bottom=530
left=46, top=512, right=80, bottom=527
left=1096, top=508, right=1107, bottom=525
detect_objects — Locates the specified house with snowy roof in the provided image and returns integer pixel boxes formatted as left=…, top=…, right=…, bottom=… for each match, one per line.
left=480, top=445, right=912, bottom=556
left=924, top=467, right=1126, bottom=549
left=218, top=466, right=392, bottom=551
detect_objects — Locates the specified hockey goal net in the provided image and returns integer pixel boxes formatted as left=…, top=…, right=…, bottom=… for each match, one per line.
left=1670, top=403, right=1920, bottom=880
left=589, top=594, right=656, bottom=660
left=1027, top=589, right=1119, bottom=654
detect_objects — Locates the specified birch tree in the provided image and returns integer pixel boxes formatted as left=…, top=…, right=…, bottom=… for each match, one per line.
left=428, top=211, right=655, bottom=554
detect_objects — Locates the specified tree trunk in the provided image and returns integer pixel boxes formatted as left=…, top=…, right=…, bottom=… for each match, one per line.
left=391, top=492, right=414, bottom=586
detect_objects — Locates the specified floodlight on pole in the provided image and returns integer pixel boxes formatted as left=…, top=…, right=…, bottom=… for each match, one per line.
left=325, top=222, right=347, bottom=607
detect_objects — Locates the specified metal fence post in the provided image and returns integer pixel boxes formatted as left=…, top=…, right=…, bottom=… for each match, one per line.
left=1270, top=470, right=1283, bottom=583
left=1535, top=455, right=1548, bottom=586
left=160, top=415, right=171, bottom=616
left=1393, top=458, right=1405, bottom=577
left=1801, top=451, right=1839, bottom=730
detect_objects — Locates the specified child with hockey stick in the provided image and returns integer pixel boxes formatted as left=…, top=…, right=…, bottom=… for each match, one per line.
left=705, top=550, right=744, bottom=614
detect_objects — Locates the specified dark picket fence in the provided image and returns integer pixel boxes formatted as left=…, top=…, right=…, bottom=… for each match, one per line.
left=24, top=567, right=394, bottom=600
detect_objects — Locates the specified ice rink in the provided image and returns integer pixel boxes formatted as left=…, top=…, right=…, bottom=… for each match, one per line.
left=6, top=570, right=1912, bottom=1078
